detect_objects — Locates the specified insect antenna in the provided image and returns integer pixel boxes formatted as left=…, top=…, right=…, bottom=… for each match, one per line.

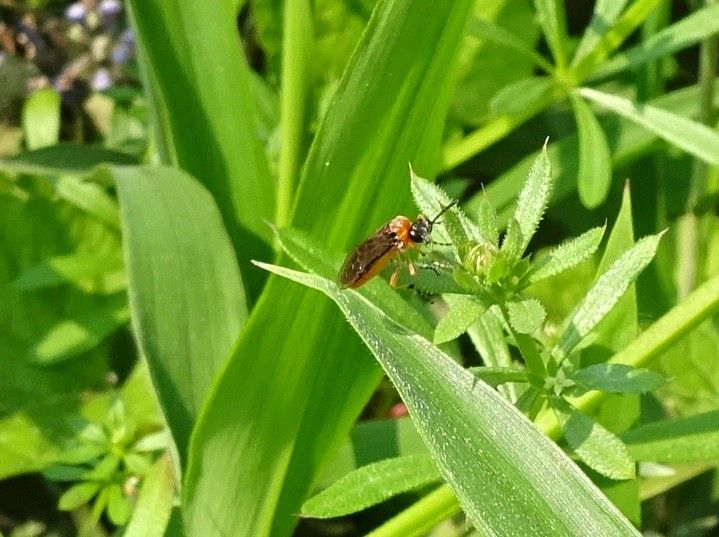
left=429, top=199, right=459, bottom=225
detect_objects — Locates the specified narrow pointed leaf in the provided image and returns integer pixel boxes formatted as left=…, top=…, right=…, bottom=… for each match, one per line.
left=434, top=295, right=487, bottom=344
left=302, top=454, right=441, bottom=519
left=551, top=398, right=635, bottom=481
left=622, top=411, right=719, bottom=463
left=127, top=0, right=275, bottom=299
left=570, top=94, right=612, bottom=208
left=571, top=364, right=664, bottom=394
left=529, top=225, right=605, bottom=283
left=111, top=165, right=248, bottom=463
left=468, top=366, right=529, bottom=388
left=508, top=145, right=553, bottom=257
left=410, top=168, right=485, bottom=246
left=489, top=76, right=555, bottom=116
left=474, top=191, right=499, bottom=246
left=554, top=232, right=663, bottom=359
left=533, top=0, right=569, bottom=68
left=573, top=0, right=630, bottom=64
left=468, top=310, right=516, bottom=400
left=467, top=16, right=554, bottom=73
left=579, top=87, right=719, bottom=167
left=592, top=5, right=719, bottom=80
left=259, top=262, right=639, bottom=536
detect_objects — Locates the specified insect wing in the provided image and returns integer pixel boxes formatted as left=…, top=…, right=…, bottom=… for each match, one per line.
left=338, top=228, right=398, bottom=288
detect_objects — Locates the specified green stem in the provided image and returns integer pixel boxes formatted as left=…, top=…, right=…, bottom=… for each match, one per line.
left=375, top=273, right=719, bottom=537
left=675, top=1, right=718, bottom=298
left=276, top=0, right=312, bottom=229
left=366, top=485, right=460, bottom=537
left=440, top=92, right=556, bottom=172
left=499, top=303, right=546, bottom=380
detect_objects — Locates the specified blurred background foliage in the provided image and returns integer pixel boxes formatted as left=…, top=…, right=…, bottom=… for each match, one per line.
left=0, top=0, right=717, bottom=535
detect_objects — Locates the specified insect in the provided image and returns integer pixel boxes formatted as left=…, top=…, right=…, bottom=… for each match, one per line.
left=338, top=201, right=457, bottom=289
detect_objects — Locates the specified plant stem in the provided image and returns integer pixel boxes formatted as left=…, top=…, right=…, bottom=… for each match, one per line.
left=675, top=0, right=718, bottom=298
left=499, top=303, right=546, bottom=380
left=374, top=273, right=719, bottom=537
left=365, top=485, right=461, bottom=537
left=276, top=0, right=312, bottom=229
left=440, top=94, right=555, bottom=173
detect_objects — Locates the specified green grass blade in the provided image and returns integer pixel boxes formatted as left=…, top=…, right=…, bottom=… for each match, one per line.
left=259, top=262, right=640, bottom=536
left=592, top=4, right=719, bottom=80
left=579, top=87, right=719, bottom=167
left=302, top=454, right=441, bottom=519
left=622, top=411, right=719, bottom=463
left=126, top=0, right=275, bottom=299
left=111, top=165, right=248, bottom=463
left=570, top=94, right=613, bottom=208
left=182, top=2, right=476, bottom=536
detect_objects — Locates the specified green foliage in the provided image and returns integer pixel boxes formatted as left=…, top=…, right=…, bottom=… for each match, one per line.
left=5, top=1, right=719, bottom=535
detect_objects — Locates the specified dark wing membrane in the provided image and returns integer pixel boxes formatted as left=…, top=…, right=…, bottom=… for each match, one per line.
left=338, top=228, right=398, bottom=288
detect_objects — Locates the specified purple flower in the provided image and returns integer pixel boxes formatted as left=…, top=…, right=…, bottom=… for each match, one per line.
left=91, top=68, right=112, bottom=91
left=65, top=2, right=87, bottom=23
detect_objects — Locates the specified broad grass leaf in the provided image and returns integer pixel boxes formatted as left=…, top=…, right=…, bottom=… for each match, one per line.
left=124, top=454, right=175, bottom=537
left=21, top=88, right=60, bottom=150
left=0, top=144, right=138, bottom=176
left=127, top=0, right=274, bottom=300
left=183, top=2, right=477, bottom=536
left=551, top=397, right=635, bottom=481
left=434, top=295, right=487, bottom=344
left=570, top=94, right=612, bottom=208
left=112, top=165, right=247, bottom=463
left=571, top=364, right=664, bottom=394
left=302, top=454, right=441, bottom=518
left=259, top=262, right=640, bottom=535
left=592, top=4, right=719, bottom=80
left=579, top=87, right=719, bottom=167
left=529, top=225, right=605, bottom=283
left=554, top=232, right=663, bottom=359
left=622, top=411, right=719, bottom=463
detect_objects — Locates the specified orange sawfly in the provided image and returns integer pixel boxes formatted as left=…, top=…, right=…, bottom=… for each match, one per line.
left=338, top=201, right=457, bottom=289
